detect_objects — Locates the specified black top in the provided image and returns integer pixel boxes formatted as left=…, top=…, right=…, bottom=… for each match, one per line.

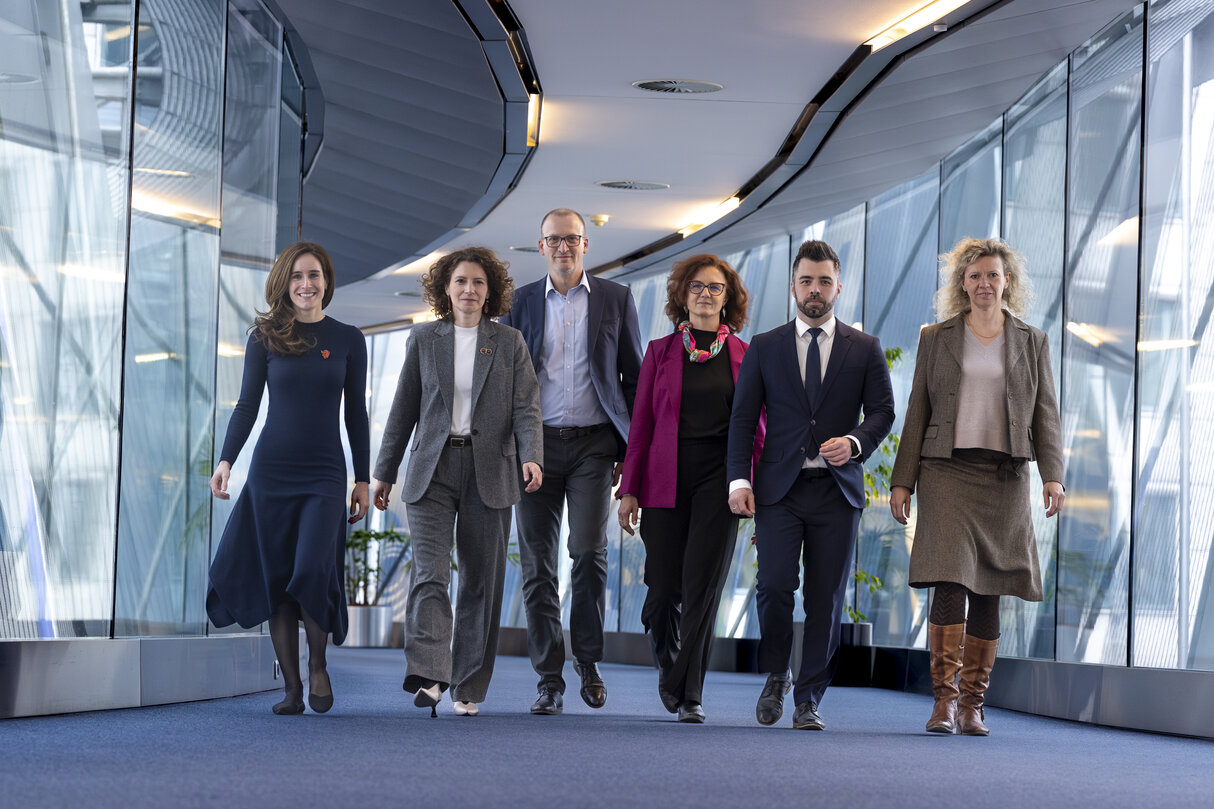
left=678, top=328, right=734, bottom=441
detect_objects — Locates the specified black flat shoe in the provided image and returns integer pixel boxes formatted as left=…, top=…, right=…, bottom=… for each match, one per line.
left=658, top=679, right=679, bottom=714
left=677, top=702, right=706, bottom=723
left=308, top=668, right=333, bottom=714
left=755, top=672, right=791, bottom=726
left=272, top=689, right=305, bottom=715
left=530, top=685, right=563, bottom=715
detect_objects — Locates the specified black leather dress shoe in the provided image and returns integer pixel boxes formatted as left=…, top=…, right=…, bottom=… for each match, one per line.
left=575, top=661, right=606, bottom=709
left=677, top=702, right=706, bottom=723
left=792, top=701, right=826, bottom=730
left=657, top=680, right=679, bottom=714
left=530, top=685, right=563, bottom=715
left=755, top=672, right=792, bottom=726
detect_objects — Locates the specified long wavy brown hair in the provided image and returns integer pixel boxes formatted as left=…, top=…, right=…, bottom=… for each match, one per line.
left=420, top=246, right=514, bottom=320
left=664, top=253, right=749, bottom=333
left=252, top=242, right=335, bottom=356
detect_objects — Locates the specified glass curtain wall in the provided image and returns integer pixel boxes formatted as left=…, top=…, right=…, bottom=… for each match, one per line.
left=0, top=0, right=134, bottom=637
left=1057, top=7, right=1143, bottom=665
left=1, top=0, right=306, bottom=641
left=1137, top=0, right=1214, bottom=670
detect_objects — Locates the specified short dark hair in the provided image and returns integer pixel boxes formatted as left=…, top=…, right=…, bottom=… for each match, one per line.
left=420, top=246, right=514, bottom=320
left=664, top=254, right=749, bottom=332
left=540, top=207, right=586, bottom=234
left=793, top=240, right=841, bottom=274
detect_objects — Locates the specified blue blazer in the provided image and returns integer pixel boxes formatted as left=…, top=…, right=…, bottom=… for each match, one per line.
left=726, top=318, right=895, bottom=509
left=501, top=273, right=644, bottom=459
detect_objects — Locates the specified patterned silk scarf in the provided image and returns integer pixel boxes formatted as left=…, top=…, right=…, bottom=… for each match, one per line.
left=678, top=321, right=730, bottom=363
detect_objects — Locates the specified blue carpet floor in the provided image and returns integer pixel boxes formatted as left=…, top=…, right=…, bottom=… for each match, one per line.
left=0, top=648, right=1208, bottom=808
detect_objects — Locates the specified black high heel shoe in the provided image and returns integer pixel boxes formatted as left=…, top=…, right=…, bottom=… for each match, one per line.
left=308, top=667, right=333, bottom=714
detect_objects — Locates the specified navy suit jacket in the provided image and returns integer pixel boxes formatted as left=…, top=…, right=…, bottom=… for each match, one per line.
left=726, top=318, right=895, bottom=510
left=501, top=273, right=643, bottom=460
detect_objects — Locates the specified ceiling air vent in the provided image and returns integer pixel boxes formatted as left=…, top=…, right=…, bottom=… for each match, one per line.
left=596, top=180, right=670, bottom=191
left=632, top=79, right=723, bottom=94
left=509, top=245, right=540, bottom=253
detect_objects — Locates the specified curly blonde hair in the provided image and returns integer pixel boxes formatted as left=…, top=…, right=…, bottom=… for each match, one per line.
left=935, top=237, right=1033, bottom=321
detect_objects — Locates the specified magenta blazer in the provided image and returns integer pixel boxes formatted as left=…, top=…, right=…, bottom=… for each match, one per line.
left=618, top=331, right=764, bottom=509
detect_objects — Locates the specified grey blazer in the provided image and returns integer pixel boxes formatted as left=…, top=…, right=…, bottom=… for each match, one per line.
left=372, top=318, right=543, bottom=510
left=890, top=313, right=1064, bottom=491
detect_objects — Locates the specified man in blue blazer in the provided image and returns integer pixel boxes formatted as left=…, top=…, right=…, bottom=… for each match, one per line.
left=501, top=208, right=643, bottom=715
left=726, top=240, right=894, bottom=730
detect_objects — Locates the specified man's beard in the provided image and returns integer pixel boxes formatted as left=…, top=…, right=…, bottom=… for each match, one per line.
left=798, top=296, right=834, bottom=320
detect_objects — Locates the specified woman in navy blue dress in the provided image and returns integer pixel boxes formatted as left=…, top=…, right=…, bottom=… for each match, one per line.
left=207, top=241, right=370, bottom=715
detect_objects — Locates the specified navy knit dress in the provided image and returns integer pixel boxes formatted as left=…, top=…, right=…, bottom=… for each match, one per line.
left=206, top=316, right=370, bottom=644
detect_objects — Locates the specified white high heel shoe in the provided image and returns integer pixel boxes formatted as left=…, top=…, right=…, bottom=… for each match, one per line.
left=453, top=700, right=479, bottom=716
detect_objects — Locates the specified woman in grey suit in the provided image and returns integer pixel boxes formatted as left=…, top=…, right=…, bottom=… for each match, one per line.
left=372, top=246, right=543, bottom=717
left=889, top=238, right=1065, bottom=737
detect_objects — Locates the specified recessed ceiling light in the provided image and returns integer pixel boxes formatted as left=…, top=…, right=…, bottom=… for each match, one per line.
left=509, top=245, right=540, bottom=253
left=632, top=79, right=723, bottom=94
left=597, top=180, right=670, bottom=191
left=0, top=72, right=38, bottom=85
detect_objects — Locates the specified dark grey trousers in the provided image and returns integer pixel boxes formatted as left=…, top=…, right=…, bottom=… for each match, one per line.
left=515, top=426, right=615, bottom=691
left=404, top=443, right=511, bottom=703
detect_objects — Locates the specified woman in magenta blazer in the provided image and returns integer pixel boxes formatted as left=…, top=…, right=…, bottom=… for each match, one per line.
left=617, top=254, right=761, bottom=723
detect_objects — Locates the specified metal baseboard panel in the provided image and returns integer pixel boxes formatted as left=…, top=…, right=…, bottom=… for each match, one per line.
left=0, top=635, right=279, bottom=719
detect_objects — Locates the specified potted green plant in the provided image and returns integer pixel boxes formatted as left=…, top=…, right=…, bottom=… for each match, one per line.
left=345, top=526, right=409, bottom=648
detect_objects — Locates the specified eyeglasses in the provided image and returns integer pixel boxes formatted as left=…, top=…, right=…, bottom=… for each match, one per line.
left=687, top=281, right=726, bottom=296
left=542, top=234, right=585, bottom=248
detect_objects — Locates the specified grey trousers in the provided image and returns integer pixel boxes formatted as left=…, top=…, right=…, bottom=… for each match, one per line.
left=403, top=443, right=511, bottom=703
left=515, top=425, right=615, bottom=691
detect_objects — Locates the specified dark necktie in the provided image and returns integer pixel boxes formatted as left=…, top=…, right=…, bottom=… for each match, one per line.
left=805, top=327, right=823, bottom=409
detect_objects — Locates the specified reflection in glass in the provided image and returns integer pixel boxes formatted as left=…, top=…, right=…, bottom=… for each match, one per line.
left=1000, top=60, right=1068, bottom=660
left=113, top=0, right=226, bottom=637
left=0, top=1, right=134, bottom=638
left=1058, top=7, right=1143, bottom=665
left=860, top=169, right=940, bottom=648
left=1137, top=1, right=1214, bottom=670
left=940, top=118, right=1002, bottom=249
left=800, top=203, right=866, bottom=328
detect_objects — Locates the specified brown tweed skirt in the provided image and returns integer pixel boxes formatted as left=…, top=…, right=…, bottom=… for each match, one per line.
left=908, top=449, right=1043, bottom=602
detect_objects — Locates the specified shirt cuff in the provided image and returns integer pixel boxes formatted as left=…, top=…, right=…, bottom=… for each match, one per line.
left=728, top=478, right=752, bottom=494
left=845, top=435, right=861, bottom=458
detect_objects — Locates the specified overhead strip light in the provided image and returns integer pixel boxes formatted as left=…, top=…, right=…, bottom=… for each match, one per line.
left=865, top=1, right=970, bottom=52
left=678, top=196, right=741, bottom=238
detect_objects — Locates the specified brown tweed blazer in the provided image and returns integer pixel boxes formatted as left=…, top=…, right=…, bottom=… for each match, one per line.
left=890, top=313, right=1064, bottom=492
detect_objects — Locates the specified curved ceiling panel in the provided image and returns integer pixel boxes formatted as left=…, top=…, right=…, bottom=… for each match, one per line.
left=277, top=0, right=505, bottom=285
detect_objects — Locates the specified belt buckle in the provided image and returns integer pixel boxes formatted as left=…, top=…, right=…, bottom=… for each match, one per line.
left=449, top=436, right=468, bottom=448
left=558, top=427, right=577, bottom=440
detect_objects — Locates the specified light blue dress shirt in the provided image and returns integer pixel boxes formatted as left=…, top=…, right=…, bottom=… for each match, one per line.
left=538, top=273, right=611, bottom=428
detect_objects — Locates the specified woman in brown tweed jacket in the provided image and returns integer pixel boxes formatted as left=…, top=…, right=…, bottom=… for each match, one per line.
left=889, top=238, right=1065, bottom=736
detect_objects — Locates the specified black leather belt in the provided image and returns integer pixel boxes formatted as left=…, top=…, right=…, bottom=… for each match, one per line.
left=446, top=435, right=472, bottom=448
left=543, top=423, right=609, bottom=440
left=799, top=467, right=831, bottom=479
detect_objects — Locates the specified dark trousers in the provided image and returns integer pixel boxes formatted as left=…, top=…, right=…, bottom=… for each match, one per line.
left=754, top=470, right=861, bottom=707
left=516, top=426, right=615, bottom=691
left=640, top=438, right=738, bottom=706
left=404, top=444, right=511, bottom=702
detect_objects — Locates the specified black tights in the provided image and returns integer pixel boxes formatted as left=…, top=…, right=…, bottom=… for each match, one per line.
left=929, top=583, right=1000, bottom=640
left=268, top=601, right=331, bottom=698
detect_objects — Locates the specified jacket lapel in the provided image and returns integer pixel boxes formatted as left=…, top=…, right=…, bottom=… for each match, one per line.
left=525, top=283, right=545, bottom=367
left=779, top=322, right=810, bottom=413
left=471, top=319, right=497, bottom=408
left=941, top=315, right=964, bottom=370
left=815, top=320, right=853, bottom=410
left=1005, top=316, right=1029, bottom=374
left=585, top=275, right=603, bottom=356
left=434, top=321, right=454, bottom=416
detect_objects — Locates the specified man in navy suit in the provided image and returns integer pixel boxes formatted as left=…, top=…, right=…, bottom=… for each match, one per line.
left=501, top=208, right=643, bottom=715
left=726, top=240, right=894, bottom=730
